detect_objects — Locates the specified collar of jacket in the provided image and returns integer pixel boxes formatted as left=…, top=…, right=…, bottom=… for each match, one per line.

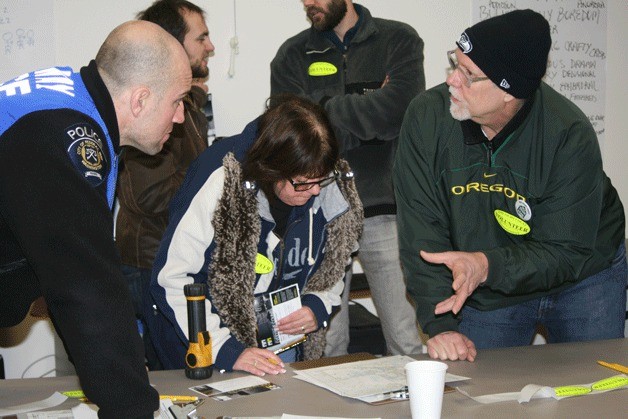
left=208, top=153, right=364, bottom=360
left=462, top=90, right=536, bottom=150
left=305, top=4, right=378, bottom=53
left=322, top=3, right=364, bottom=50
left=186, top=85, right=209, bottom=111
left=257, top=176, right=354, bottom=226
left=80, top=60, right=121, bottom=154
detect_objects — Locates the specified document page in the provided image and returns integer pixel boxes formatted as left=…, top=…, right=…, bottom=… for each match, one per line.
left=255, top=284, right=305, bottom=352
left=270, top=284, right=304, bottom=346
left=293, top=355, right=469, bottom=400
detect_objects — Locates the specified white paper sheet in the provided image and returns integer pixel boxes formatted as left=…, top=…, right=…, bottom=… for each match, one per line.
left=0, top=392, right=67, bottom=416
left=292, top=355, right=469, bottom=400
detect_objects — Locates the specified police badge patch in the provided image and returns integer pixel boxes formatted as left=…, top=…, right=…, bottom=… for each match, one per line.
left=65, top=123, right=108, bottom=186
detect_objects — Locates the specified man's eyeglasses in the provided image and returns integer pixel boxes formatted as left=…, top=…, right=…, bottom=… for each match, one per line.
left=447, top=50, right=490, bottom=87
left=290, top=170, right=339, bottom=192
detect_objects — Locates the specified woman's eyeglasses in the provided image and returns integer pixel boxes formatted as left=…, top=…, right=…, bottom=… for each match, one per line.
left=290, top=170, right=339, bottom=192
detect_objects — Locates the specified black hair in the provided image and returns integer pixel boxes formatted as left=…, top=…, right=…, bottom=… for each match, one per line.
left=137, top=0, right=205, bottom=44
left=242, top=94, right=339, bottom=200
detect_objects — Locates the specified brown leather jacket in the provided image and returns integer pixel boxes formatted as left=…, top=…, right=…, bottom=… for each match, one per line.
left=115, top=85, right=209, bottom=269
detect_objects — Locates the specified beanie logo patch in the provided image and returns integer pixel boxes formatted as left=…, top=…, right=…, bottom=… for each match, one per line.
left=458, top=32, right=472, bottom=53
left=500, top=79, right=511, bottom=89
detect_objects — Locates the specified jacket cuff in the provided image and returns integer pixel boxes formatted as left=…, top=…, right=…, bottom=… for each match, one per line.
left=301, top=294, right=329, bottom=329
left=423, top=314, right=459, bottom=338
left=215, top=335, right=246, bottom=372
left=482, top=248, right=503, bottom=288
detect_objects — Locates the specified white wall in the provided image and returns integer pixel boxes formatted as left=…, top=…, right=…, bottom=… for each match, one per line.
left=51, top=0, right=627, bottom=237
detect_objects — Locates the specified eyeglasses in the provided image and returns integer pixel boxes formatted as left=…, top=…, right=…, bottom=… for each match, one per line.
left=447, top=50, right=490, bottom=87
left=290, top=170, right=339, bottom=192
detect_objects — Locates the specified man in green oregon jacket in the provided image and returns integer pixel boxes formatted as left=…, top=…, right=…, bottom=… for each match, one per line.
left=394, top=9, right=626, bottom=362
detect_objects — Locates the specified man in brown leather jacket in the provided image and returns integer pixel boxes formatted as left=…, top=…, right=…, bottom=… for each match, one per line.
left=115, top=0, right=214, bottom=369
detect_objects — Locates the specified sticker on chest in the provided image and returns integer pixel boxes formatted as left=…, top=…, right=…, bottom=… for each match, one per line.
left=255, top=253, right=274, bottom=274
left=494, top=209, right=530, bottom=235
left=308, top=62, right=337, bottom=76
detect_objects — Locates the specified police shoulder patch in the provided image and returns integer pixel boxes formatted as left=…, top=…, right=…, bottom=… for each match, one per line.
left=65, top=122, right=108, bottom=186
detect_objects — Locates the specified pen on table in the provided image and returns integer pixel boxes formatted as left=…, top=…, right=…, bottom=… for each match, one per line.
left=273, top=336, right=307, bottom=354
left=160, top=395, right=199, bottom=402
left=62, top=391, right=198, bottom=403
left=597, top=360, right=628, bottom=375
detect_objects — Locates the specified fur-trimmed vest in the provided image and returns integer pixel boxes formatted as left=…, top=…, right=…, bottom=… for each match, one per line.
left=208, top=153, right=363, bottom=360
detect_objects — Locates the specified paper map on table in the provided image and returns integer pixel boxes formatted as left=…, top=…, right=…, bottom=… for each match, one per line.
left=292, top=355, right=469, bottom=402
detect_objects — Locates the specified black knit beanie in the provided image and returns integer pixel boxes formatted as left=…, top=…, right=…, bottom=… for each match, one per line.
left=456, top=9, right=551, bottom=99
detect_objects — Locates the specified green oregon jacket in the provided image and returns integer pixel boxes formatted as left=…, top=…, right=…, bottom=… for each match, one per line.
left=394, top=82, right=625, bottom=337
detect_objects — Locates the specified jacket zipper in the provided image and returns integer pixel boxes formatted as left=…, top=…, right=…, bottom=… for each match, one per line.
left=342, top=53, right=348, bottom=92
left=485, top=140, right=494, bottom=168
left=271, top=216, right=301, bottom=290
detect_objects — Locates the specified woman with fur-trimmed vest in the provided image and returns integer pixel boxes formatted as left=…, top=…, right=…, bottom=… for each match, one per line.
left=145, top=95, right=363, bottom=375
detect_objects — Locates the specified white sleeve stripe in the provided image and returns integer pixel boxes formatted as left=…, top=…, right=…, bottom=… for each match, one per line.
left=156, top=167, right=234, bottom=360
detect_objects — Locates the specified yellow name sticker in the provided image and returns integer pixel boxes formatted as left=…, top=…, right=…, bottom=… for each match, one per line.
left=255, top=253, right=274, bottom=274
left=62, top=390, right=86, bottom=398
left=494, top=209, right=531, bottom=235
left=308, top=62, right=338, bottom=76
left=553, top=386, right=592, bottom=397
left=591, top=376, right=628, bottom=391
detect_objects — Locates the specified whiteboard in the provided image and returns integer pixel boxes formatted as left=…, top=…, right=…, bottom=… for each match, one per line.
left=472, top=0, right=607, bottom=141
left=0, top=0, right=55, bottom=82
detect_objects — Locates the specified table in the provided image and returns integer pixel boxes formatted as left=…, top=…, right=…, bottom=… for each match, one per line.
left=1, top=339, right=626, bottom=418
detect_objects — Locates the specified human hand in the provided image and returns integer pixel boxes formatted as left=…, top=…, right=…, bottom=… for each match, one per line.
left=276, top=306, right=317, bottom=335
left=427, top=331, right=476, bottom=362
left=420, top=250, right=488, bottom=315
left=233, top=347, right=286, bottom=377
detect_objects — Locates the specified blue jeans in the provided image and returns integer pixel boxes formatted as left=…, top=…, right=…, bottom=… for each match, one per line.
left=459, top=242, right=627, bottom=348
left=324, top=215, right=422, bottom=356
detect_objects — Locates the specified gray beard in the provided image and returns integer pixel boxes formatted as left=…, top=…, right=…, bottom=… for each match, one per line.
left=449, top=98, right=471, bottom=121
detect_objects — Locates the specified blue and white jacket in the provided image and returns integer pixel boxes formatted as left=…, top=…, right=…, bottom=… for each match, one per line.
left=146, top=119, right=363, bottom=371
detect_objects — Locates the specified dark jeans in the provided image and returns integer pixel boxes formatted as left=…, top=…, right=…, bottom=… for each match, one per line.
left=120, top=264, right=162, bottom=370
left=459, top=242, right=627, bottom=348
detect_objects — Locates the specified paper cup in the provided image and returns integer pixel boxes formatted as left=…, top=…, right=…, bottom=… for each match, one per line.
left=405, top=360, right=448, bottom=419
